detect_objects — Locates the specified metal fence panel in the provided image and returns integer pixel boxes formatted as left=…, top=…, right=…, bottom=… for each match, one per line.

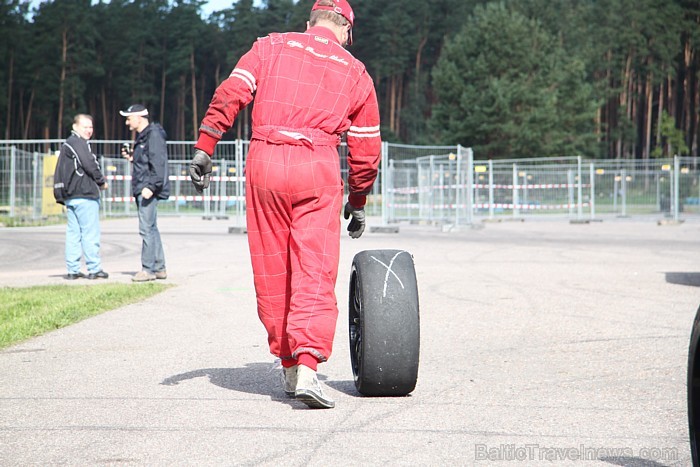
left=383, top=153, right=699, bottom=224
left=1, top=139, right=698, bottom=224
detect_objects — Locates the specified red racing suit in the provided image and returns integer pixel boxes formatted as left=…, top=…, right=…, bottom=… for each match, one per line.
left=195, top=25, right=381, bottom=369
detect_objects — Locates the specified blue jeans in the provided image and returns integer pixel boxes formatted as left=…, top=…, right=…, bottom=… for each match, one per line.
left=65, top=198, right=102, bottom=274
left=136, top=195, right=165, bottom=273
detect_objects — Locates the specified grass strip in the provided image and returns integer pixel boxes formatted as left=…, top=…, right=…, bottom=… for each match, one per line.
left=0, top=282, right=171, bottom=349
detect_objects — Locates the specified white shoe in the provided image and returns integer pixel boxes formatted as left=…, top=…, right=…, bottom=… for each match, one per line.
left=294, top=365, right=335, bottom=409
left=282, top=365, right=297, bottom=397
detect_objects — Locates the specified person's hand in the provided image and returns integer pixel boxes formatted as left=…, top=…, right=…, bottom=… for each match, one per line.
left=121, top=143, right=133, bottom=162
left=100, top=182, right=109, bottom=191
left=141, top=187, right=153, bottom=199
left=343, top=201, right=366, bottom=239
left=189, top=149, right=212, bottom=193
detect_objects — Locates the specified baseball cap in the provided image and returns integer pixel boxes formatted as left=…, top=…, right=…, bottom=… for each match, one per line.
left=311, top=0, right=354, bottom=27
left=312, top=0, right=354, bottom=45
left=119, top=104, right=149, bottom=117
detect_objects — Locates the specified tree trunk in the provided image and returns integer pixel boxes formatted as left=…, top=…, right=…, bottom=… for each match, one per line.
left=5, top=51, right=13, bottom=139
left=190, top=47, right=198, bottom=140
left=626, top=54, right=634, bottom=158
left=178, top=75, right=186, bottom=140
left=18, top=86, right=24, bottom=137
left=605, top=50, right=615, bottom=157
left=22, top=85, right=35, bottom=140
left=617, top=53, right=633, bottom=158
left=101, top=86, right=108, bottom=139
left=396, top=74, right=404, bottom=137
left=644, top=72, right=652, bottom=160
left=415, top=35, right=427, bottom=100
left=160, top=39, right=167, bottom=126
left=389, top=76, right=396, bottom=133
left=684, top=38, right=697, bottom=157
left=58, top=28, right=68, bottom=138
left=656, top=79, right=664, bottom=146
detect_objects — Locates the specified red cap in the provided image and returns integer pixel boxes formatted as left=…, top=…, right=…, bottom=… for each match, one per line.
left=311, top=0, right=355, bottom=27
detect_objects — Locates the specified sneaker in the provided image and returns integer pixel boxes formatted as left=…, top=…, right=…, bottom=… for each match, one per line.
left=294, top=365, right=335, bottom=409
left=87, top=270, right=109, bottom=280
left=65, top=272, right=85, bottom=280
left=154, top=270, right=167, bottom=280
left=132, top=270, right=156, bottom=282
left=282, top=365, right=298, bottom=397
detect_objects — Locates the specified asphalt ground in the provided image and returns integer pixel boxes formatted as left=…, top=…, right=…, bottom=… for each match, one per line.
left=0, top=215, right=699, bottom=466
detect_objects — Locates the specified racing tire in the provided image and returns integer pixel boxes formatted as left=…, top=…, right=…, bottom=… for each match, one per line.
left=348, top=249, right=420, bottom=397
left=689, top=305, right=700, bottom=466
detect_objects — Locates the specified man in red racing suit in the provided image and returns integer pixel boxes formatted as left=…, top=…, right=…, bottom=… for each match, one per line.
left=189, top=0, right=380, bottom=409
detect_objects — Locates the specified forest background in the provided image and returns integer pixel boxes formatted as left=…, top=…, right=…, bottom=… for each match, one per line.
left=0, top=0, right=698, bottom=160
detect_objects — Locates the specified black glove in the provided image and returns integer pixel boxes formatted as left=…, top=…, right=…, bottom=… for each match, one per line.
left=189, top=149, right=212, bottom=193
left=343, top=201, right=366, bottom=239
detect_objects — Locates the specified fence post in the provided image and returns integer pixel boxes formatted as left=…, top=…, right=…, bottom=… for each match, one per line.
left=488, top=159, right=494, bottom=220
left=124, top=156, right=131, bottom=216
left=620, top=169, right=627, bottom=217
left=512, top=163, right=519, bottom=219
left=174, top=162, right=181, bottom=215
left=464, top=146, right=474, bottom=226
left=567, top=169, right=574, bottom=217
left=577, top=156, right=583, bottom=221
left=674, top=155, right=680, bottom=222
left=381, top=141, right=389, bottom=225
left=388, top=158, right=395, bottom=223
left=589, top=163, right=596, bottom=220
left=438, top=159, right=445, bottom=222
left=219, top=158, right=227, bottom=218
left=100, top=156, right=109, bottom=217
left=9, top=145, right=16, bottom=217
left=454, top=148, right=461, bottom=227
left=32, top=151, right=39, bottom=219
left=428, top=155, right=435, bottom=222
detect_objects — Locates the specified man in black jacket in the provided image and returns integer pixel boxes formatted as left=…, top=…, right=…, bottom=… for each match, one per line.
left=120, top=104, right=170, bottom=282
left=54, top=114, right=109, bottom=280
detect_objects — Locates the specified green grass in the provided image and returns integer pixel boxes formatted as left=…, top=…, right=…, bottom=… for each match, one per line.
left=0, top=215, right=65, bottom=227
left=0, top=282, right=172, bottom=349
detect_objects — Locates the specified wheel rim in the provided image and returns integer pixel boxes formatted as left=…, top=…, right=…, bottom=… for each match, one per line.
left=349, top=269, right=362, bottom=381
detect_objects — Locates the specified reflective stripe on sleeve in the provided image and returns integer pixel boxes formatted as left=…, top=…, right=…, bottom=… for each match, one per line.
left=347, top=125, right=380, bottom=138
left=200, top=124, right=224, bottom=136
left=230, top=68, right=257, bottom=93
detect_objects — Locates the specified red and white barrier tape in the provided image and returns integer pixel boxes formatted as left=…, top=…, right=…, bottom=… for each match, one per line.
left=388, top=202, right=590, bottom=210
left=104, top=195, right=243, bottom=202
left=390, top=183, right=590, bottom=194
left=105, top=175, right=243, bottom=182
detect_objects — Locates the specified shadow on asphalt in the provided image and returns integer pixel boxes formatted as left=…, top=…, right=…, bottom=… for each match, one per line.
left=160, top=363, right=360, bottom=407
left=665, top=272, right=700, bottom=287
left=324, top=379, right=360, bottom=396
left=161, top=363, right=284, bottom=397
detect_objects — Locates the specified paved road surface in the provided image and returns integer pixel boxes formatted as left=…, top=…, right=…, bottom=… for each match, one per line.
left=0, top=216, right=698, bottom=465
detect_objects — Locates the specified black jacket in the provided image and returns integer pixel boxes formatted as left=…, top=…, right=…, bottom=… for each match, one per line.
left=53, top=131, right=106, bottom=204
left=131, top=122, right=170, bottom=199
